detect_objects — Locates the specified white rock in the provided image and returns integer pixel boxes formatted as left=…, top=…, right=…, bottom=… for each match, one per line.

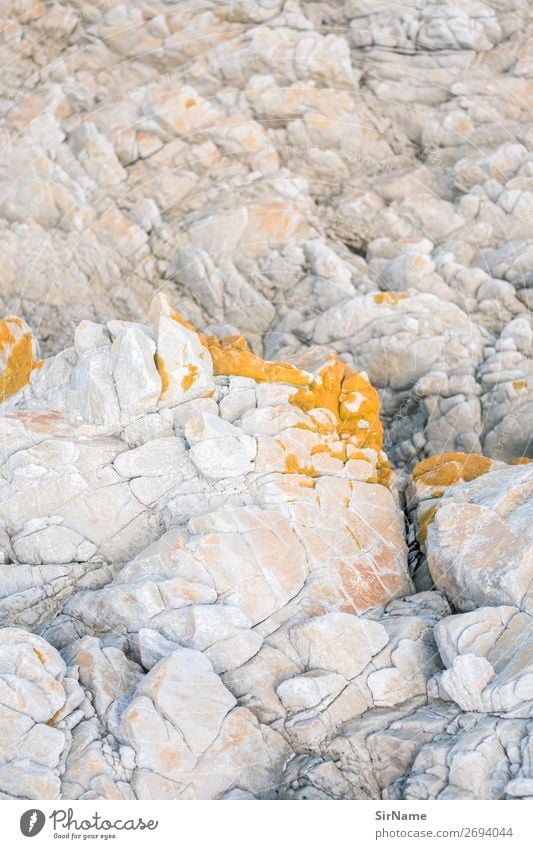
left=186, top=413, right=257, bottom=479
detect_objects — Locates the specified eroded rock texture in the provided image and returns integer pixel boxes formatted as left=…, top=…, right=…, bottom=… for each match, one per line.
left=0, top=306, right=531, bottom=800
left=0, top=0, right=532, bottom=802
left=0, top=0, right=532, bottom=466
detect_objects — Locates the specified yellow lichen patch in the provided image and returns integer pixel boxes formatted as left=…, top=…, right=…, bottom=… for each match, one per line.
left=290, top=355, right=383, bottom=452
left=311, top=443, right=348, bottom=462
left=284, top=453, right=319, bottom=478
left=154, top=353, right=170, bottom=397
left=156, top=305, right=391, bottom=487
left=0, top=318, right=22, bottom=341
left=292, top=417, right=337, bottom=436
left=340, top=372, right=383, bottom=452
left=349, top=449, right=373, bottom=462
left=0, top=334, right=33, bottom=401
left=376, top=457, right=393, bottom=488
left=33, top=647, right=46, bottom=664
left=207, top=334, right=310, bottom=386
left=373, top=292, right=410, bottom=305
left=289, top=355, right=344, bottom=418
left=310, top=443, right=331, bottom=455
left=512, top=380, right=528, bottom=390
left=509, top=457, right=533, bottom=465
left=181, top=364, right=198, bottom=391
left=417, top=504, right=438, bottom=546
left=170, top=311, right=197, bottom=333
left=185, top=98, right=196, bottom=109
left=412, top=453, right=493, bottom=487
left=0, top=318, right=34, bottom=403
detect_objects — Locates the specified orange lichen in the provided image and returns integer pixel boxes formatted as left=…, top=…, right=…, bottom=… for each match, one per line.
left=185, top=98, right=196, bottom=109
left=417, top=504, right=438, bottom=546
left=154, top=353, right=170, bottom=396
left=350, top=449, right=373, bottom=462
left=293, top=417, right=337, bottom=436
left=1, top=320, right=19, bottom=343
left=208, top=338, right=385, bottom=478
left=510, top=457, right=533, bottom=465
left=512, top=380, right=528, bottom=390
left=311, top=443, right=347, bottom=462
left=169, top=311, right=197, bottom=333
left=0, top=318, right=34, bottom=403
left=373, top=292, right=410, bottom=305
left=376, top=457, right=393, bottom=488
left=289, top=356, right=383, bottom=452
left=284, top=453, right=319, bottom=478
left=181, top=364, right=198, bottom=391
left=412, top=453, right=493, bottom=487
left=207, top=334, right=310, bottom=387
left=33, top=647, right=46, bottom=664
left=162, top=309, right=389, bottom=486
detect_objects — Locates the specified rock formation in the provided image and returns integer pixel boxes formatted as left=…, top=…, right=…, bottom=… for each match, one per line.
left=0, top=0, right=531, bottom=467
left=0, top=0, right=531, bottom=802
left=0, top=303, right=531, bottom=800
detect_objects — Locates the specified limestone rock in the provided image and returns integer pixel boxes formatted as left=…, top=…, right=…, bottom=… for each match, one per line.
left=0, top=0, right=529, bottom=471
left=0, top=629, right=84, bottom=799
left=413, top=461, right=533, bottom=612
left=0, top=307, right=419, bottom=799
left=0, top=0, right=532, bottom=803
left=430, top=607, right=533, bottom=717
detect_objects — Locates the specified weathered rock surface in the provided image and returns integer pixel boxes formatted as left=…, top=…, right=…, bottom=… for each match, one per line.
left=0, top=307, right=531, bottom=800
left=0, top=302, right=412, bottom=798
left=0, top=0, right=532, bottom=803
left=409, top=454, right=533, bottom=607
left=0, top=0, right=531, bottom=467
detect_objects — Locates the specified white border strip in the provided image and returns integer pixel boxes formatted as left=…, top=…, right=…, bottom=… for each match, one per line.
left=3, top=799, right=531, bottom=849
